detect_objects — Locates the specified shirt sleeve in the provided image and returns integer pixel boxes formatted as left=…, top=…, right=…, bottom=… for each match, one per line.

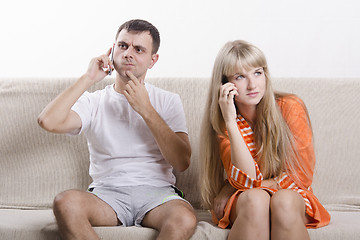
left=163, top=94, right=188, bottom=134
left=69, top=91, right=93, bottom=135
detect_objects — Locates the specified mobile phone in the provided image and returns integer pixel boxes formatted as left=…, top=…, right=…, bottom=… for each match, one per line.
left=221, top=75, right=228, bottom=85
left=221, top=74, right=236, bottom=105
left=108, top=45, right=114, bottom=76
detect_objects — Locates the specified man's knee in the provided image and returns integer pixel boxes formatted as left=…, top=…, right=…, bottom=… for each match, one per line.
left=177, top=207, right=197, bottom=231
left=164, top=202, right=197, bottom=234
left=53, top=190, right=83, bottom=219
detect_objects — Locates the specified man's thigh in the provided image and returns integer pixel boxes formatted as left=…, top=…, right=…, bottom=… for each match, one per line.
left=141, top=199, right=195, bottom=230
left=55, top=189, right=118, bottom=226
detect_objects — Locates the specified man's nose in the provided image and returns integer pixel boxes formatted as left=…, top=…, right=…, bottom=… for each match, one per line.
left=124, top=47, right=134, bottom=58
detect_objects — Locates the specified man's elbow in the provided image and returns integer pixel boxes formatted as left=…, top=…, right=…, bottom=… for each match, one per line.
left=176, top=150, right=191, bottom=172
left=37, top=114, right=48, bottom=130
left=37, top=114, right=56, bottom=132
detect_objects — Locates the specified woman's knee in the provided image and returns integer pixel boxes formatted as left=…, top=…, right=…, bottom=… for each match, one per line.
left=235, top=189, right=270, bottom=219
left=270, top=190, right=306, bottom=227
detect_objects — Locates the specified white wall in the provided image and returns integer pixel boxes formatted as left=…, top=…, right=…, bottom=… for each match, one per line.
left=1, top=0, right=359, bottom=78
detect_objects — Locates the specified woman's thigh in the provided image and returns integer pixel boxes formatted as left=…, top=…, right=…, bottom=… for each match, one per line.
left=270, top=189, right=311, bottom=225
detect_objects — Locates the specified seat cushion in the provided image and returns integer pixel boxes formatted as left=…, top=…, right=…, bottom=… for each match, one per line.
left=1, top=209, right=359, bottom=239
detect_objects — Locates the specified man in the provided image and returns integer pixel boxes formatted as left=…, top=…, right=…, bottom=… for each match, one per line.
left=38, top=19, right=196, bottom=240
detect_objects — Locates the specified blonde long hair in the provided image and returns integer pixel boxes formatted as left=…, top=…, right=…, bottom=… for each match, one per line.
left=200, top=40, right=310, bottom=210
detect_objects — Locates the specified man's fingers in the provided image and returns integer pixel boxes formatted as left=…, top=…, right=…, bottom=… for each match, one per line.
left=97, top=54, right=113, bottom=74
left=126, top=71, right=138, bottom=83
left=125, top=82, right=135, bottom=94
left=126, top=71, right=145, bottom=84
left=126, top=79, right=136, bottom=92
left=106, top=47, right=112, bottom=56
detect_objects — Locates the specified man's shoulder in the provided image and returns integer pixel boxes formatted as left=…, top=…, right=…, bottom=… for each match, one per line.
left=146, top=83, right=179, bottom=99
left=82, top=85, right=112, bottom=98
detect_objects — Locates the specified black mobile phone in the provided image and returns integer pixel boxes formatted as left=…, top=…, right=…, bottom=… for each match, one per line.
left=221, top=75, right=228, bottom=85
left=108, top=45, right=114, bottom=76
left=221, top=74, right=236, bottom=106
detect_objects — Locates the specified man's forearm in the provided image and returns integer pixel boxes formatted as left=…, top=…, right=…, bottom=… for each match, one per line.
left=142, top=108, right=191, bottom=172
left=37, top=75, right=93, bottom=132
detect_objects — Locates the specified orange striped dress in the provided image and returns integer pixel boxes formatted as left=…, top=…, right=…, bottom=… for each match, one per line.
left=215, top=95, right=330, bottom=229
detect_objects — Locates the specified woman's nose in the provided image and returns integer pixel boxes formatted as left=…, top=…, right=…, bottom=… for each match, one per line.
left=247, top=77, right=256, bottom=90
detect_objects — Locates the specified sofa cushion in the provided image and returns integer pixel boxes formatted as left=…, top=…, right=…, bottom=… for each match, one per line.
left=1, top=209, right=359, bottom=240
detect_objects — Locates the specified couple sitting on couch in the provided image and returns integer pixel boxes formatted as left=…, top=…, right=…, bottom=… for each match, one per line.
left=37, top=19, right=330, bottom=240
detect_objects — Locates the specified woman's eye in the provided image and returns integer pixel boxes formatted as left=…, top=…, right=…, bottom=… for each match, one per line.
left=236, top=75, right=245, bottom=80
left=255, top=71, right=262, bottom=76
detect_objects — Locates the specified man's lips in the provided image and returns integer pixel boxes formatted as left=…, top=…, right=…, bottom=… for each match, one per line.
left=121, top=61, right=134, bottom=66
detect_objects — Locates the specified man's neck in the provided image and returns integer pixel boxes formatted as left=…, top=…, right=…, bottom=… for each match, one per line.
left=114, top=75, right=128, bottom=94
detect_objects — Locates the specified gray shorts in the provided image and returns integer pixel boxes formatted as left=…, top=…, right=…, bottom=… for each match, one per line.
left=88, top=185, right=190, bottom=227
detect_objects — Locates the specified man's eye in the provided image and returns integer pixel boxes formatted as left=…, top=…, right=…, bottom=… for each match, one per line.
left=136, top=48, right=143, bottom=53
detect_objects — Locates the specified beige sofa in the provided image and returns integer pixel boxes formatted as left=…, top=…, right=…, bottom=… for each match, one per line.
left=1, top=77, right=360, bottom=239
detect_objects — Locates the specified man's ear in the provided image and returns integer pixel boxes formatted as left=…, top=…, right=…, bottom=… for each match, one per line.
left=148, top=54, right=159, bottom=69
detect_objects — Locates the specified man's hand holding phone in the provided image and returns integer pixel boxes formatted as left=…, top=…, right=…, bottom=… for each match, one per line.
left=84, top=47, right=114, bottom=84
left=107, top=44, right=114, bottom=76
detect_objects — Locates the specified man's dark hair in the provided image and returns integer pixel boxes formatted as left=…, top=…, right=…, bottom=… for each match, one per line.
left=115, top=19, right=160, bottom=54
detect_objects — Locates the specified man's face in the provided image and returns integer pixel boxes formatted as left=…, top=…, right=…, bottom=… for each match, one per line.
left=113, top=29, right=158, bottom=82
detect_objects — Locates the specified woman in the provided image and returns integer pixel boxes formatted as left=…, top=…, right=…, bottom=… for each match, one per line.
left=200, top=40, right=330, bottom=240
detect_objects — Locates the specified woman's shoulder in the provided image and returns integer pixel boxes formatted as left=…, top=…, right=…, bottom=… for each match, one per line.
left=275, top=93, right=308, bottom=120
left=276, top=93, right=305, bottom=110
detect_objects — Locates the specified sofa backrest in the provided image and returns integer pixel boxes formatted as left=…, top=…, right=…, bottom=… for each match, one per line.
left=1, top=78, right=359, bottom=210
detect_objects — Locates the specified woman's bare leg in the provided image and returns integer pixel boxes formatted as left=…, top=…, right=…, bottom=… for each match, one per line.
left=228, top=189, right=270, bottom=240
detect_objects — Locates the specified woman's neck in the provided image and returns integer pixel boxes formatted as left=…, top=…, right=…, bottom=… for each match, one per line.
left=238, top=105, right=257, bottom=128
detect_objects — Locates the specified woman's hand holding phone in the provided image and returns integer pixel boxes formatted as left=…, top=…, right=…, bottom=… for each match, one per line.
left=218, top=82, right=238, bottom=124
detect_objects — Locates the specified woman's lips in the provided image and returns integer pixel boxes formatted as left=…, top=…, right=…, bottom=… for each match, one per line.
left=247, top=92, right=259, bottom=97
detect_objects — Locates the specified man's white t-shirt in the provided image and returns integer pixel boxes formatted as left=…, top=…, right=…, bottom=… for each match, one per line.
left=71, top=83, right=188, bottom=188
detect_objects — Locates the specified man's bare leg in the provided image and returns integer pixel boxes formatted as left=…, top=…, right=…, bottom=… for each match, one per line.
left=53, top=189, right=118, bottom=240
left=141, top=199, right=197, bottom=240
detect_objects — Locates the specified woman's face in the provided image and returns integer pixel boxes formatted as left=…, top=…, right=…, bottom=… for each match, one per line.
left=227, top=66, right=266, bottom=110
